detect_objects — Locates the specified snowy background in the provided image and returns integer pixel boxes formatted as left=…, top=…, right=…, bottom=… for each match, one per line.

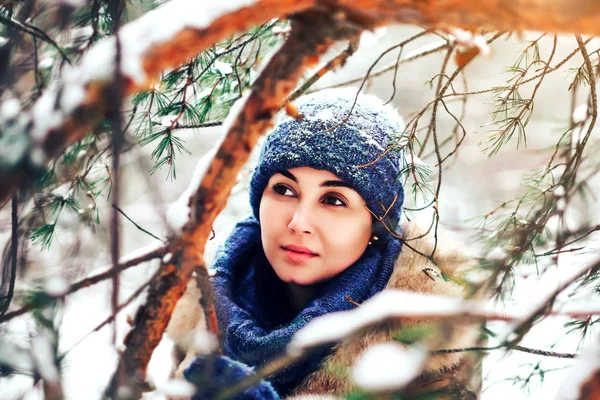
left=1, top=23, right=599, bottom=399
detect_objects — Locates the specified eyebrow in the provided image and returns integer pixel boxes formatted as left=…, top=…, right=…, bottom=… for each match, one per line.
left=276, top=170, right=357, bottom=191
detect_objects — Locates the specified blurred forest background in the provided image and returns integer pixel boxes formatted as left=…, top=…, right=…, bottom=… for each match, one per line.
left=0, top=0, right=599, bottom=399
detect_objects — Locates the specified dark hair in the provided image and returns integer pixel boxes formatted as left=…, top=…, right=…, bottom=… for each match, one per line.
left=252, top=241, right=298, bottom=328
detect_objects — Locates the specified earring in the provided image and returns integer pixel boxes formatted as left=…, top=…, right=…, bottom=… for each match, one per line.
left=368, top=235, right=379, bottom=246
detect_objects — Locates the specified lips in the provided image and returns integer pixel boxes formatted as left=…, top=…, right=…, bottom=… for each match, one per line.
left=281, top=244, right=318, bottom=263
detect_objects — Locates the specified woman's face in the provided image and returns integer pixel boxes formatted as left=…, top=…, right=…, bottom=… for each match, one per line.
left=259, top=166, right=372, bottom=286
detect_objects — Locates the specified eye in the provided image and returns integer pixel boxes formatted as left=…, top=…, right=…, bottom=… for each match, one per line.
left=272, top=183, right=295, bottom=197
left=322, top=194, right=347, bottom=207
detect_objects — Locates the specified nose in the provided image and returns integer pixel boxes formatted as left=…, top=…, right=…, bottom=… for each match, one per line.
left=288, top=204, right=313, bottom=234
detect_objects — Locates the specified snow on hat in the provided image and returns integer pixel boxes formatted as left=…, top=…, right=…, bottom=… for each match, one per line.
left=249, top=88, right=405, bottom=237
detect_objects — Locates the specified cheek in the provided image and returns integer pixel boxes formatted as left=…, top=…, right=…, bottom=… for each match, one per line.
left=324, top=215, right=371, bottom=262
left=259, top=196, right=290, bottom=250
left=259, top=197, right=277, bottom=241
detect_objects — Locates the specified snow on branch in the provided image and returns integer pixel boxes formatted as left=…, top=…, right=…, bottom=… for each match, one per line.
left=0, top=0, right=313, bottom=205
left=351, top=342, right=428, bottom=393
left=289, top=282, right=600, bottom=353
left=556, top=335, right=600, bottom=400
left=290, top=290, right=477, bottom=351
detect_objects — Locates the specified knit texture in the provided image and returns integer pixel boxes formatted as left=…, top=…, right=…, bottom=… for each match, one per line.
left=250, top=88, right=406, bottom=234
left=184, top=355, right=280, bottom=400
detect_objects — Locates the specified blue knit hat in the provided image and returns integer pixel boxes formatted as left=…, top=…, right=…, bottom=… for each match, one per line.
left=249, top=88, right=405, bottom=237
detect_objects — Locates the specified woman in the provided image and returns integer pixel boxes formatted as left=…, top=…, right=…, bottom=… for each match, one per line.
left=167, top=89, right=482, bottom=399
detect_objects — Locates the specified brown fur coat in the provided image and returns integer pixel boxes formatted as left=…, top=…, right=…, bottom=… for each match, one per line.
left=167, top=219, right=482, bottom=399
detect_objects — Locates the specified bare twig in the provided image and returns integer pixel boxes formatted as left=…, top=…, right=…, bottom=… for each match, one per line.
left=109, top=29, right=125, bottom=347
left=0, top=196, right=18, bottom=315
left=60, top=268, right=160, bottom=359
left=434, top=344, right=577, bottom=359
left=0, top=13, right=71, bottom=64
left=112, top=204, right=165, bottom=243
left=288, top=35, right=360, bottom=102
left=0, top=245, right=165, bottom=323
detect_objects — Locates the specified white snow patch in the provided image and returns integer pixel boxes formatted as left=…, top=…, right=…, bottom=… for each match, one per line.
left=357, top=129, right=384, bottom=151
left=31, top=333, right=59, bottom=382
left=554, top=185, right=566, bottom=197
left=161, top=115, right=179, bottom=127
left=162, top=253, right=173, bottom=264
left=166, top=92, right=249, bottom=233
left=214, top=60, right=233, bottom=75
left=572, top=104, right=588, bottom=124
left=45, top=276, right=69, bottom=297
left=0, top=98, right=20, bottom=121
left=289, top=290, right=468, bottom=351
left=40, top=57, right=54, bottom=69
left=487, top=246, right=507, bottom=262
left=167, top=147, right=219, bottom=233
left=351, top=342, right=427, bottom=392
left=555, top=336, right=599, bottom=400
left=159, top=379, right=196, bottom=397
left=473, top=35, right=491, bottom=57
left=360, top=27, right=388, bottom=48
left=449, top=28, right=473, bottom=44
left=315, top=108, right=334, bottom=121
left=60, top=82, right=86, bottom=115
left=190, top=330, right=219, bottom=355
left=30, top=88, right=63, bottom=143
left=29, top=146, right=47, bottom=166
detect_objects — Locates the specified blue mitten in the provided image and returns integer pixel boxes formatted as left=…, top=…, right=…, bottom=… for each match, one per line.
left=184, top=355, right=280, bottom=400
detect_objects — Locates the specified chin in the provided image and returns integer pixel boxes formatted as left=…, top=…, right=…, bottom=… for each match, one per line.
left=277, top=272, right=315, bottom=286
left=288, top=273, right=326, bottom=286
left=289, top=278, right=316, bottom=286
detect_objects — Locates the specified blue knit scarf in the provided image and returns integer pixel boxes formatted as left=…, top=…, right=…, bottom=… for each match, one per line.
left=212, top=216, right=402, bottom=396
